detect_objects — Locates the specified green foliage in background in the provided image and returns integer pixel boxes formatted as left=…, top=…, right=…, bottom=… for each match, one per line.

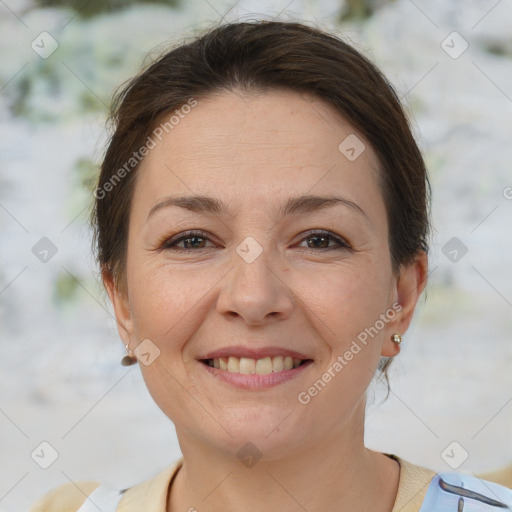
left=53, top=270, right=80, bottom=304
left=67, top=157, right=99, bottom=225
left=75, top=157, right=99, bottom=194
left=339, top=0, right=395, bottom=22
left=5, top=2, right=185, bottom=122
left=35, top=0, right=180, bottom=18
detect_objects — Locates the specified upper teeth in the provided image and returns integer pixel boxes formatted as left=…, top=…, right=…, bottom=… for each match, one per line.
left=207, top=356, right=303, bottom=374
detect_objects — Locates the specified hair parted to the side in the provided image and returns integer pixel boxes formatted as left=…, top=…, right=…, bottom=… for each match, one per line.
left=91, top=19, right=431, bottom=389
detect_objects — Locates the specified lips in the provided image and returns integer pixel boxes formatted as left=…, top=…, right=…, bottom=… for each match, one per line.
left=199, top=354, right=313, bottom=389
left=197, top=344, right=314, bottom=386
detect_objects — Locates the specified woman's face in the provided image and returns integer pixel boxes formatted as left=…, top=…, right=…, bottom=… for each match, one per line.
left=108, top=89, right=425, bottom=459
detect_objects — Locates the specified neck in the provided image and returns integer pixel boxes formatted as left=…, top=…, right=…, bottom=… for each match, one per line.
left=168, top=402, right=400, bottom=512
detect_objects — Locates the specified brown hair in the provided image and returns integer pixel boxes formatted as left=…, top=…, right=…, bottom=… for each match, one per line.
left=92, top=20, right=430, bottom=383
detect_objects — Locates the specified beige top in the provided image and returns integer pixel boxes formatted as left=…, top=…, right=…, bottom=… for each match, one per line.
left=30, top=454, right=437, bottom=512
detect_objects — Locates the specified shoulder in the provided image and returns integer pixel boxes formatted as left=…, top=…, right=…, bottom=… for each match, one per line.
left=390, top=455, right=437, bottom=512
left=29, top=481, right=101, bottom=512
left=478, top=464, right=512, bottom=488
left=30, top=458, right=184, bottom=512
left=389, top=455, right=512, bottom=512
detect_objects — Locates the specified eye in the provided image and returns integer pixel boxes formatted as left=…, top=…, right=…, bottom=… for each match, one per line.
left=297, top=230, right=351, bottom=251
left=161, top=230, right=215, bottom=251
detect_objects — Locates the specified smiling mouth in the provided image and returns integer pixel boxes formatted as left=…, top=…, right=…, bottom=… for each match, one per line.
left=200, top=356, right=313, bottom=374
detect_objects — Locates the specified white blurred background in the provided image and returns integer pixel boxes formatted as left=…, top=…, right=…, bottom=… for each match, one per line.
left=0, top=0, right=511, bottom=510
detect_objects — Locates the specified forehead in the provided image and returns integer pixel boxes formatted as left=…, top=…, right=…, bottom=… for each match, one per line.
left=133, top=89, right=384, bottom=220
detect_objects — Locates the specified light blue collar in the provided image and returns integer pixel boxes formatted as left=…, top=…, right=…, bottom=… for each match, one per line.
left=420, top=472, right=512, bottom=511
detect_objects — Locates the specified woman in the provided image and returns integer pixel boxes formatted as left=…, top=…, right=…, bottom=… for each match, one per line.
left=31, top=19, right=512, bottom=512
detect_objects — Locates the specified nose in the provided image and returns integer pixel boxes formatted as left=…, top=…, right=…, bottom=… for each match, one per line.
left=216, top=241, right=294, bottom=326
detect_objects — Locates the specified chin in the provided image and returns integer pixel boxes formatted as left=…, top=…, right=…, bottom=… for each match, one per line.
left=205, top=407, right=312, bottom=461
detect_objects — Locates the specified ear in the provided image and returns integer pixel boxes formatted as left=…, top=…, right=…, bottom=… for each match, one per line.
left=102, top=268, right=134, bottom=346
left=381, top=250, right=428, bottom=357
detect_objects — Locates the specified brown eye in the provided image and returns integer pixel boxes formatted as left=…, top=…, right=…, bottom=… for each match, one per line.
left=298, top=231, right=350, bottom=251
left=177, top=236, right=207, bottom=250
left=162, top=230, right=215, bottom=251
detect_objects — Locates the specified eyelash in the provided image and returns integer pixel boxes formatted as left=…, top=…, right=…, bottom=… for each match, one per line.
left=160, top=229, right=351, bottom=253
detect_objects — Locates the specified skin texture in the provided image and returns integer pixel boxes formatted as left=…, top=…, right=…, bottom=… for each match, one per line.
left=104, top=89, right=428, bottom=512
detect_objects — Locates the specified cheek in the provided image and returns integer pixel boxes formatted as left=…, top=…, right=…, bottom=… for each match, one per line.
left=124, top=265, right=207, bottom=421
left=128, top=264, right=201, bottom=342
left=125, top=258, right=236, bottom=381
left=305, top=268, right=389, bottom=392
left=307, top=263, right=392, bottom=389
left=306, top=261, right=391, bottom=331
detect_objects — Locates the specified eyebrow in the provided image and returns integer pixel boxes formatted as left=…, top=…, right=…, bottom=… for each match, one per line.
left=147, top=194, right=370, bottom=224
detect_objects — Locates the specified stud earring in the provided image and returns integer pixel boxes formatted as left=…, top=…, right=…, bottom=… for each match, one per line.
left=392, top=334, right=402, bottom=344
left=121, top=344, right=137, bottom=366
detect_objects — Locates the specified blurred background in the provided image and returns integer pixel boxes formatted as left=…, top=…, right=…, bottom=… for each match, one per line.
left=0, top=0, right=511, bottom=510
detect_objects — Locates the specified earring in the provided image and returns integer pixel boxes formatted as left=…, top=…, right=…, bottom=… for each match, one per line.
left=121, top=344, right=137, bottom=366
left=392, top=334, right=402, bottom=344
